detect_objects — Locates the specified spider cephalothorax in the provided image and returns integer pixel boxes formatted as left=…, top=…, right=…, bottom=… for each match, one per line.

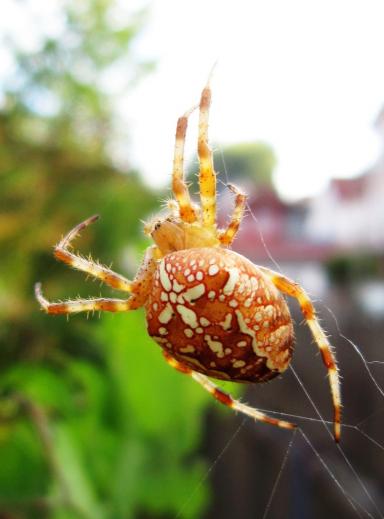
left=144, top=207, right=220, bottom=255
left=36, top=79, right=341, bottom=441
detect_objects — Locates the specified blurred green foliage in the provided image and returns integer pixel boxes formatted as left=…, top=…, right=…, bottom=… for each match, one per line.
left=187, top=141, right=276, bottom=196
left=214, top=141, right=276, bottom=186
left=326, top=254, right=383, bottom=286
left=0, top=1, right=211, bottom=517
left=0, top=313, right=209, bottom=518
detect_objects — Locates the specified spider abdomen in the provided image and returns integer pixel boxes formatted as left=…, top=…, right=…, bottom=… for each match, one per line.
left=146, top=248, right=294, bottom=383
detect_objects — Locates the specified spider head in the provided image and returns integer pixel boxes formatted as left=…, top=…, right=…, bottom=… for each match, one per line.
left=144, top=214, right=185, bottom=254
left=144, top=200, right=220, bottom=256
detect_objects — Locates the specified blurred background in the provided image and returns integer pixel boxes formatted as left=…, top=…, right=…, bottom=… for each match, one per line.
left=1, top=1, right=384, bottom=518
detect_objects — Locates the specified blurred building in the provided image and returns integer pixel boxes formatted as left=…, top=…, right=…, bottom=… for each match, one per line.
left=306, top=165, right=384, bottom=253
left=223, top=105, right=384, bottom=299
left=221, top=185, right=334, bottom=295
left=306, top=105, right=384, bottom=252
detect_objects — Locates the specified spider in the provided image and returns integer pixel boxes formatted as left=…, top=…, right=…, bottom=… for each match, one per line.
left=35, top=79, right=341, bottom=441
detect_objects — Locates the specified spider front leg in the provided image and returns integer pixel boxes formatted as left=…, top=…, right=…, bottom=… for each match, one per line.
left=163, top=351, right=296, bottom=431
left=54, top=215, right=132, bottom=292
left=261, top=267, right=341, bottom=442
left=172, top=106, right=199, bottom=223
left=218, top=184, right=247, bottom=247
left=198, top=82, right=217, bottom=229
left=36, top=246, right=159, bottom=315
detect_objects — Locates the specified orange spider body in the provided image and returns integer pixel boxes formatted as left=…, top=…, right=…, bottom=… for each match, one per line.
left=146, top=248, right=294, bottom=383
left=36, top=78, right=341, bottom=441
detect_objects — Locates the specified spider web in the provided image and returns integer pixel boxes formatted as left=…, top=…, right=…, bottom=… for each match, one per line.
left=174, top=151, right=384, bottom=519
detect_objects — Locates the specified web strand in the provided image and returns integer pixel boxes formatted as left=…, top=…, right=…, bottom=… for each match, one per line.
left=325, top=304, right=384, bottom=399
left=298, top=429, right=367, bottom=519
left=174, top=418, right=247, bottom=519
left=262, top=429, right=297, bottom=519
left=290, top=366, right=384, bottom=519
left=216, top=149, right=283, bottom=273
left=173, top=144, right=384, bottom=519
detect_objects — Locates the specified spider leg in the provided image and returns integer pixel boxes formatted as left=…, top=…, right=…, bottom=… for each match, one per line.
left=260, top=267, right=341, bottom=442
left=218, top=184, right=247, bottom=247
left=35, top=284, right=133, bottom=314
left=163, top=351, right=296, bottom=431
left=36, top=245, right=159, bottom=315
left=54, top=215, right=132, bottom=292
left=172, top=105, right=199, bottom=223
left=198, top=81, right=217, bottom=229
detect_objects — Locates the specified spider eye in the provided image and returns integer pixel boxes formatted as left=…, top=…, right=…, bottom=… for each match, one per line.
left=154, top=222, right=161, bottom=231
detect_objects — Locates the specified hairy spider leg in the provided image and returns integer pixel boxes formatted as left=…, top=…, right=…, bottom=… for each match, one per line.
left=198, top=82, right=217, bottom=229
left=36, top=245, right=158, bottom=315
left=163, top=351, right=296, bottom=431
left=172, top=106, right=199, bottom=223
left=35, top=285, right=132, bottom=314
left=261, top=267, right=342, bottom=442
left=54, top=215, right=132, bottom=292
left=219, top=184, right=247, bottom=247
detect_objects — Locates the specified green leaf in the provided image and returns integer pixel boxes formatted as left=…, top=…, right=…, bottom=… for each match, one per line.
left=0, top=420, right=48, bottom=501
left=50, top=422, right=104, bottom=519
left=0, top=364, right=74, bottom=415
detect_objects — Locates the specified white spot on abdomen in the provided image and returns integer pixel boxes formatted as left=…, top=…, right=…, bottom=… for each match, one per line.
left=180, top=345, right=195, bottom=353
left=176, top=305, right=198, bottom=328
left=223, top=268, right=240, bottom=295
left=219, top=313, right=232, bottom=331
left=205, top=334, right=224, bottom=358
left=173, top=279, right=185, bottom=293
left=208, top=264, right=219, bottom=276
left=159, top=261, right=172, bottom=292
left=183, top=283, right=206, bottom=303
left=158, top=303, right=174, bottom=324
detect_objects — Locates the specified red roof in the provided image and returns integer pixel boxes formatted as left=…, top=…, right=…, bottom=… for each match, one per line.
left=330, top=176, right=367, bottom=200
left=234, top=235, right=336, bottom=263
left=222, top=188, right=335, bottom=263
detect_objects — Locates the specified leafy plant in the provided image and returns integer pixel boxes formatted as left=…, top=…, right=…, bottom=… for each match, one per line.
left=0, top=1, right=212, bottom=517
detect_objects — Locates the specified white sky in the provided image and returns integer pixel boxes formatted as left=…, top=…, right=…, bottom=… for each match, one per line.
left=125, top=0, right=384, bottom=200
left=2, top=0, right=384, bottom=200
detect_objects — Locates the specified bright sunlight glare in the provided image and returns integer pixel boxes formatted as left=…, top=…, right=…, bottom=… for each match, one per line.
left=125, top=0, right=384, bottom=200
left=2, top=0, right=384, bottom=200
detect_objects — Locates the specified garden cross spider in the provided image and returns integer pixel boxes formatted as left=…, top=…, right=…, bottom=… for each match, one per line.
left=35, top=79, right=341, bottom=441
